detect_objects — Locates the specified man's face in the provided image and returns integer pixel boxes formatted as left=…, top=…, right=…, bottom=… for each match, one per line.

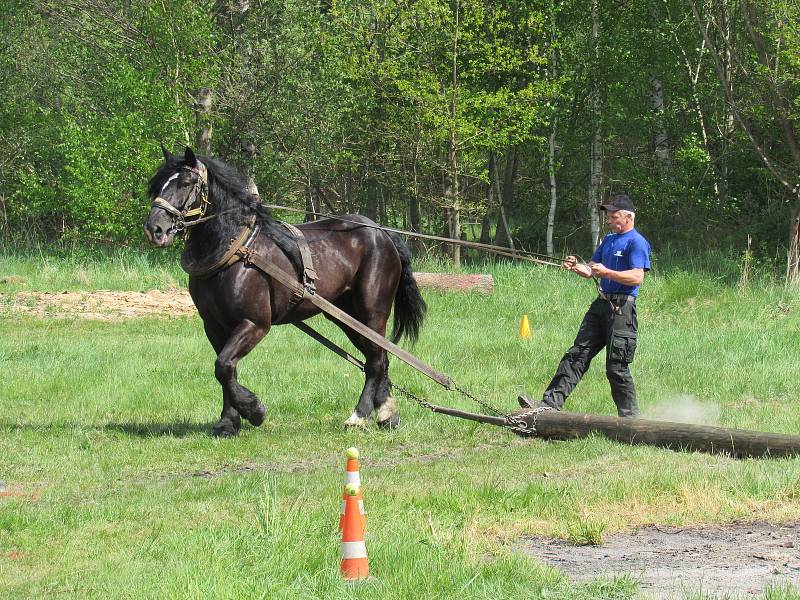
left=605, top=210, right=633, bottom=233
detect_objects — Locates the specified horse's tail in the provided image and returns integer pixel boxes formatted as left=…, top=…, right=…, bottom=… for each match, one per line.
left=388, top=233, right=426, bottom=344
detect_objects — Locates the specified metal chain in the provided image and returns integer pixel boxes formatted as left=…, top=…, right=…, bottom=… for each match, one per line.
left=389, top=378, right=511, bottom=419
left=505, top=405, right=554, bottom=435
left=388, top=380, right=436, bottom=411
left=451, top=381, right=509, bottom=417
left=391, top=378, right=550, bottom=436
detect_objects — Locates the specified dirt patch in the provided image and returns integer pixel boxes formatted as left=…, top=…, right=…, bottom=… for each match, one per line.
left=1, top=272, right=487, bottom=320
left=522, top=522, right=800, bottom=598
left=4, top=289, right=196, bottom=320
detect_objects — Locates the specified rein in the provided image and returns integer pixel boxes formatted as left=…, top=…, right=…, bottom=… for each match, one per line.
left=262, top=203, right=568, bottom=268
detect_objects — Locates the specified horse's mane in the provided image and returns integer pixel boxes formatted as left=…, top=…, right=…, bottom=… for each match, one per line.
left=149, top=154, right=301, bottom=275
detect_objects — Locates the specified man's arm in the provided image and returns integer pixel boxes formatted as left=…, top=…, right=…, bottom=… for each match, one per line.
left=590, top=264, right=645, bottom=285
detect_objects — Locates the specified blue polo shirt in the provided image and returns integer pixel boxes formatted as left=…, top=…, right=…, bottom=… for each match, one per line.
left=591, top=229, right=651, bottom=297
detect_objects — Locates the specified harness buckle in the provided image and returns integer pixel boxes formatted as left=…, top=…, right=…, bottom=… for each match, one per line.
left=237, top=246, right=256, bottom=265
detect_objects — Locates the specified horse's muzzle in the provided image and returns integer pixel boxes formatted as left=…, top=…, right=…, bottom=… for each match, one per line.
left=144, top=219, right=173, bottom=247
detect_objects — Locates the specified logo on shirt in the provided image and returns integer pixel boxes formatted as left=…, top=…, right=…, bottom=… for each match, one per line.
left=613, top=250, right=624, bottom=257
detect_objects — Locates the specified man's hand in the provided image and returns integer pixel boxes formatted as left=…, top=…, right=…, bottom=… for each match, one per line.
left=564, top=255, right=593, bottom=278
left=590, top=263, right=610, bottom=278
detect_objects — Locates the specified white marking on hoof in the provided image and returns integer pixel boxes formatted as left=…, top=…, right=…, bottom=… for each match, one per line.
left=374, top=396, right=398, bottom=425
left=344, top=412, right=369, bottom=429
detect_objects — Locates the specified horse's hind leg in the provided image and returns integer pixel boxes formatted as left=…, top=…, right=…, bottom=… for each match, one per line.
left=213, top=320, right=269, bottom=432
left=329, top=302, right=397, bottom=429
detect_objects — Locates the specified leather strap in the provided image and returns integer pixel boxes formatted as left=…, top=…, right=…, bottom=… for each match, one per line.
left=181, top=218, right=256, bottom=278
left=280, top=222, right=318, bottom=291
left=237, top=247, right=452, bottom=389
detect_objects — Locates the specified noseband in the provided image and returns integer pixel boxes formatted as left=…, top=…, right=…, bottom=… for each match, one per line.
left=150, top=162, right=210, bottom=234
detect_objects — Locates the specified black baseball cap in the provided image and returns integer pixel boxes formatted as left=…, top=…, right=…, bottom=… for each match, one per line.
left=600, top=194, right=635, bottom=212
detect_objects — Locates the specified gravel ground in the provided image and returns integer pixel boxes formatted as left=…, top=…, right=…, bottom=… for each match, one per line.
left=522, top=522, right=800, bottom=598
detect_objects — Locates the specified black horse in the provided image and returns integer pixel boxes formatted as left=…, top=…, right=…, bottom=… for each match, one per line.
left=144, top=147, right=426, bottom=436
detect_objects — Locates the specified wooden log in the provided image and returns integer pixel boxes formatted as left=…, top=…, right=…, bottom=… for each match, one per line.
left=511, top=408, right=800, bottom=458
left=412, top=272, right=493, bottom=294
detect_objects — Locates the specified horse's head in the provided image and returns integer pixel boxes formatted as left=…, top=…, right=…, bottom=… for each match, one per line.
left=144, top=146, right=209, bottom=247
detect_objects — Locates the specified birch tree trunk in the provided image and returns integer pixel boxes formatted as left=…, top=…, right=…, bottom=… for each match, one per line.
left=445, top=133, right=461, bottom=268
left=480, top=154, right=495, bottom=246
left=547, top=118, right=559, bottom=255
left=194, top=87, right=213, bottom=155
left=546, top=2, right=559, bottom=256
left=587, top=0, right=603, bottom=247
left=446, top=0, right=461, bottom=269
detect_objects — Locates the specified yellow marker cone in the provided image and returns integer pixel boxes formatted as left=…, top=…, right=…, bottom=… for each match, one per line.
left=519, top=314, right=532, bottom=339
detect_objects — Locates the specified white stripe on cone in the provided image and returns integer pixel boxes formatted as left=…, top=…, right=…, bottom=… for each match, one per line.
left=340, top=499, right=365, bottom=514
left=341, top=541, right=367, bottom=559
left=345, top=472, right=361, bottom=486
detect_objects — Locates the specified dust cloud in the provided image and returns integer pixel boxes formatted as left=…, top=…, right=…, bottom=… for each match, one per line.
left=644, top=394, right=721, bottom=426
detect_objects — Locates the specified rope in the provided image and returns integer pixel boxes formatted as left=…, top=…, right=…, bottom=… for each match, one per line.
left=262, top=203, right=568, bottom=268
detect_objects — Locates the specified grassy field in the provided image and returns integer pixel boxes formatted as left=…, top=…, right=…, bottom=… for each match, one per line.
left=1, top=248, right=800, bottom=599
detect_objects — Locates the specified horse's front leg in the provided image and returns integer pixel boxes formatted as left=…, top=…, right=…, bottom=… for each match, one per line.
left=203, top=320, right=242, bottom=437
left=214, top=320, right=269, bottom=431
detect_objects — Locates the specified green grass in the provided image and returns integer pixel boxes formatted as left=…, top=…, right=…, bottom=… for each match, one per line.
left=1, top=250, right=800, bottom=599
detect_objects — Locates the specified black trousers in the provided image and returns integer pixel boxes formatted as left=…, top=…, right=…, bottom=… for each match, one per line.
left=542, top=296, right=640, bottom=417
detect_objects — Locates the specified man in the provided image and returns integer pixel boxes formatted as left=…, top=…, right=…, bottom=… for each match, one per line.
left=519, top=194, right=651, bottom=417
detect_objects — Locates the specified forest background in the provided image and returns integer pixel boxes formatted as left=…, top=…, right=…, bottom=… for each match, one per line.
left=2, top=0, right=799, bottom=279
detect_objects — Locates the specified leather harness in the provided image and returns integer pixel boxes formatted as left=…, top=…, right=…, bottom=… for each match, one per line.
left=181, top=218, right=319, bottom=317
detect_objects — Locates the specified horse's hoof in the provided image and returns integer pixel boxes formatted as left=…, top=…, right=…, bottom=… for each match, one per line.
left=374, top=396, right=399, bottom=429
left=344, top=412, right=369, bottom=429
left=376, top=413, right=400, bottom=430
left=245, top=402, right=267, bottom=426
left=211, top=422, right=240, bottom=437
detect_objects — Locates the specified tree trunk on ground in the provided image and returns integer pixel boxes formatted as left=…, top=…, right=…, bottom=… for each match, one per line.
left=413, top=272, right=493, bottom=293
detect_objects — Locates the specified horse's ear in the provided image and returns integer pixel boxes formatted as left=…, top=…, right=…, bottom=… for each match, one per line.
left=184, top=146, right=197, bottom=167
left=161, top=143, right=172, bottom=162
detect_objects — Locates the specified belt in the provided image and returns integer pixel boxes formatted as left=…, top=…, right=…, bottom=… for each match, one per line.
left=598, top=291, right=635, bottom=303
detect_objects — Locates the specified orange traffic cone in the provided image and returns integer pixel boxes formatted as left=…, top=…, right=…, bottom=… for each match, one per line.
left=338, top=447, right=366, bottom=532
left=519, top=314, right=532, bottom=339
left=340, top=483, right=369, bottom=581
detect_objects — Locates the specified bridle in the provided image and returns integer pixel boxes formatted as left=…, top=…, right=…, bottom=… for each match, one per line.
left=150, top=162, right=210, bottom=234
